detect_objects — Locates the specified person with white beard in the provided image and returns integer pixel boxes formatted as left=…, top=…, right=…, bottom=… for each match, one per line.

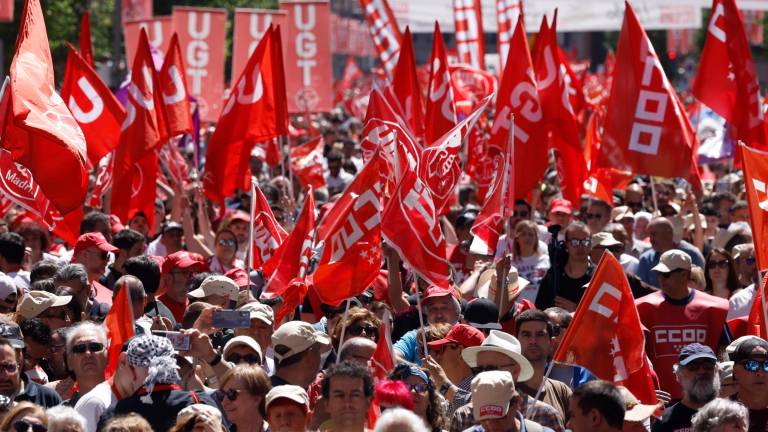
left=652, top=343, right=720, bottom=432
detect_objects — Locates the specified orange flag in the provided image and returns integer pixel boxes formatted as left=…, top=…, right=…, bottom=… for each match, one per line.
left=104, top=280, right=135, bottom=378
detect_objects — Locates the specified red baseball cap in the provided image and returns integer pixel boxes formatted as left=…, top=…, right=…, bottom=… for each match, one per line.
left=161, top=251, right=207, bottom=275
left=109, top=214, right=125, bottom=233
left=73, top=233, right=118, bottom=257
left=225, top=268, right=251, bottom=289
left=549, top=198, right=573, bottom=215
left=427, top=324, right=485, bottom=349
left=422, top=285, right=458, bottom=301
left=228, top=210, right=250, bottom=224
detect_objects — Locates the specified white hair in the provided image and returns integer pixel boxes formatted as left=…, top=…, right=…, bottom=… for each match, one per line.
left=374, top=408, right=430, bottom=432
left=65, top=321, right=108, bottom=353
left=46, top=406, right=86, bottom=432
left=691, top=398, right=748, bottom=432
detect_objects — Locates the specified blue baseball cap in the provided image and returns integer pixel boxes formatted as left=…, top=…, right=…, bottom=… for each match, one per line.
left=679, top=343, right=717, bottom=366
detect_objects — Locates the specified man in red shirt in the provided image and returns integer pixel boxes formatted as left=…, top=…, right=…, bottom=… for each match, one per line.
left=635, top=250, right=728, bottom=401
left=158, top=251, right=207, bottom=322
left=71, top=233, right=119, bottom=305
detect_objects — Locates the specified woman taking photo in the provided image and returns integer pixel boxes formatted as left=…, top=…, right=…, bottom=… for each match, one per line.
left=704, top=248, right=741, bottom=299
left=510, top=220, right=550, bottom=303
left=217, top=365, right=272, bottom=432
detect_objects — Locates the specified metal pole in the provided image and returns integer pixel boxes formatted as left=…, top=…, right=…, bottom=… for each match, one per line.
left=335, top=299, right=352, bottom=364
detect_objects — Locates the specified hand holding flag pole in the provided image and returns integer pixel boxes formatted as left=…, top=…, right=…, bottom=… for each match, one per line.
left=246, top=176, right=257, bottom=275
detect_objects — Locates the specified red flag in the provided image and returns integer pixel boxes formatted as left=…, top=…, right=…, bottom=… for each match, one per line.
left=335, top=56, right=363, bottom=104
left=420, top=95, right=492, bottom=212
left=489, top=16, right=547, bottom=200
left=741, top=143, right=768, bottom=273
left=597, top=2, right=697, bottom=180
left=312, top=154, right=385, bottom=306
left=88, top=153, right=113, bottom=208
left=1, top=0, right=88, bottom=215
left=449, top=64, right=497, bottom=112
left=384, top=28, right=425, bottom=140
left=746, top=274, right=768, bottom=338
left=535, top=14, right=586, bottom=203
left=61, top=44, right=126, bottom=166
left=371, top=310, right=395, bottom=379
left=424, top=22, right=458, bottom=146
left=452, top=0, right=485, bottom=69
left=159, top=33, right=193, bottom=137
left=0, top=149, right=59, bottom=230
left=554, top=253, right=657, bottom=405
left=381, top=156, right=450, bottom=288
left=204, top=26, right=289, bottom=203
left=289, top=137, right=326, bottom=190
left=693, top=0, right=767, bottom=149
left=251, top=185, right=288, bottom=269
left=79, top=11, right=94, bottom=67
left=112, top=152, right=159, bottom=233
left=359, top=0, right=402, bottom=79
left=104, top=278, right=135, bottom=378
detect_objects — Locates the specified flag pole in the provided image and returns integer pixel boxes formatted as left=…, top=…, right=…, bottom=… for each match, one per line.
left=335, top=298, right=352, bottom=364
left=526, top=360, right=556, bottom=417
left=760, top=275, right=768, bottom=337
left=414, top=278, right=430, bottom=358
left=246, top=176, right=257, bottom=276
left=650, top=177, right=659, bottom=216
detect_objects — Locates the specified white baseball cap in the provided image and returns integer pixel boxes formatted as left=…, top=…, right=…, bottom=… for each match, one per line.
left=188, top=275, right=239, bottom=301
left=471, top=371, right=516, bottom=420
left=18, top=291, right=72, bottom=318
left=271, top=321, right=331, bottom=362
left=651, top=249, right=691, bottom=273
left=462, top=330, right=534, bottom=382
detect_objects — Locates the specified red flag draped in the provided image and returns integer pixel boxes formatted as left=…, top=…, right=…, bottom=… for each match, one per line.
left=289, top=137, right=327, bottom=190
left=61, top=45, right=126, bottom=166
left=79, top=11, right=94, bottom=67
left=312, top=154, right=385, bottom=306
left=424, top=22, right=458, bottom=146
left=553, top=253, right=657, bottom=405
left=693, top=0, right=767, bottom=149
left=159, top=33, right=193, bottom=137
left=1, top=0, right=89, bottom=215
left=251, top=185, right=288, bottom=269
left=204, top=26, right=288, bottom=203
left=104, top=280, right=135, bottom=378
left=384, top=28, right=425, bottom=140
left=597, top=2, right=698, bottom=180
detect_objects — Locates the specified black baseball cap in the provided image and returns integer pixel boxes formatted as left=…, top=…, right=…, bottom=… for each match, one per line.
left=730, top=337, right=768, bottom=363
left=463, top=298, right=501, bottom=330
left=0, top=323, right=24, bottom=349
left=678, top=343, right=717, bottom=365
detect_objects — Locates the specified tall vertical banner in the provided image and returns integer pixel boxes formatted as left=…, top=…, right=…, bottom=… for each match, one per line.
left=121, top=0, right=152, bottom=24
left=124, top=16, right=173, bottom=64
left=496, top=0, right=522, bottom=71
left=280, top=1, right=333, bottom=113
left=453, top=0, right=485, bottom=69
left=172, top=6, right=227, bottom=122
left=359, top=0, right=402, bottom=79
left=0, top=0, right=13, bottom=22
left=233, top=9, right=288, bottom=83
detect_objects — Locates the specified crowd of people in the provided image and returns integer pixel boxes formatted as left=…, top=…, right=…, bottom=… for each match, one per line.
left=0, top=106, right=760, bottom=432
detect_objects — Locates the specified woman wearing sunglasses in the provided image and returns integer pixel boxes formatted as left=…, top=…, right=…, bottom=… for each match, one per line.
left=217, top=365, right=271, bottom=432
left=388, top=364, right=447, bottom=432
left=0, top=402, right=47, bottom=432
left=207, top=230, right=243, bottom=275
left=704, top=249, right=741, bottom=299
left=330, top=307, right=382, bottom=351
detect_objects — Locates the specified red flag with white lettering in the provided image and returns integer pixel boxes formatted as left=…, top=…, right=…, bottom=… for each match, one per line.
left=289, top=136, right=326, bottom=190
left=88, top=153, right=113, bottom=209
left=61, top=44, right=126, bottom=166
left=496, top=0, right=522, bottom=71
left=384, top=27, right=425, bottom=140
left=693, top=0, right=767, bottom=149
left=597, top=3, right=697, bottom=179
left=452, top=0, right=485, bottom=69
left=79, top=11, right=94, bottom=67
left=489, top=17, right=547, bottom=200
left=124, top=16, right=172, bottom=65
left=204, top=26, right=289, bottom=203
left=1, top=0, right=89, bottom=215
left=359, top=0, right=402, bottom=79
left=251, top=185, right=288, bottom=269
left=554, top=253, right=657, bottom=405
left=232, top=9, right=287, bottom=83
left=746, top=274, right=768, bottom=338
left=425, top=22, right=458, bottom=146
left=312, top=154, right=385, bottom=306
left=741, top=143, right=768, bottom=273
left=159, top=33, right=193, bottom=137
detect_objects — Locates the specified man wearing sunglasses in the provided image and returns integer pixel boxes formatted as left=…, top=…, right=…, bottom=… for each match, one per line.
left=71, top=233, right=120, bottom=306
left=729, top=336, right=768, bottom=431
left=0, top=327, right=60, bottom=409
left=729, top=244, right=760, bottom=320
left=585, top=199, right=612, bottom=235
left=63, top=322, right=108, bottom=406
left=635, top=250, right=728, bottom=402
left=223, top=336, right=262, bottom=366
left=535, top=222, right=594, bottom=312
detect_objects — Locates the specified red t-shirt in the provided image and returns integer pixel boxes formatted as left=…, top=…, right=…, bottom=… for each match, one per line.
left=158, top=294, right=187, bottom=323
left=92, top=280, right=113, bottom=305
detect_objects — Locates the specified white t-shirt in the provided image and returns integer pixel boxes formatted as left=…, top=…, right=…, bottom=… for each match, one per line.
left=728, top=284, right=755, bottom=320
left=512, top=254, right=550, bottom=304
left=74, top=380, right=118, bottom=432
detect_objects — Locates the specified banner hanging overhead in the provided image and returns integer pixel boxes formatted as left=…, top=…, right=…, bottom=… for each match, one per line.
left=124, top=16, right=172, bottom=63
left=232, top=8, right=288, bottom=84
left=172, top=6, right=227, bottom=121
left=280, top=0, right=333, bottom=113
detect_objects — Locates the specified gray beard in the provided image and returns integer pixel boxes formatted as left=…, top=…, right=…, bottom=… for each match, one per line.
left=684, top=373, right=721, bottom=404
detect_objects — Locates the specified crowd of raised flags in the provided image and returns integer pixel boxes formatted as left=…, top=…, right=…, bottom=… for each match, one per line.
left=1, top=0, right=768, bottom=430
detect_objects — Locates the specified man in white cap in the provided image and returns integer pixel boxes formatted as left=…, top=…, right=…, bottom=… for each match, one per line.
left=461, top=371, right=553, bottom=432
left=17, top=291, right=73, bottom=330
left=270, top=321, right=331, bottom=389
left=265, top=385, right=310, bottom=432
left=636, top=217, right=704, bottom=288
left=234, top=302, right=275, bottom=374
left=450, top=330, right=564, bottom=432
left=188, top=275, right=238, bottom=308
left=635, top=249, right=728, bottom=401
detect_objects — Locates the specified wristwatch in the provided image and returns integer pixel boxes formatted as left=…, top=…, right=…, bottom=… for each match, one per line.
left=439, top=382, right=453, bottom=396
left=207, top=352, right=222, bottom=366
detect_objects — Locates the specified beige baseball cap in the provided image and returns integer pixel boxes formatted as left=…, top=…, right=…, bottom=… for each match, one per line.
left=18, top=291, right=72, bottom=319
left=471, top=371, right=516, bottom=421
left=265, top=385, right=310, bottom=411
left=651, top=249, right=691, bottom=273
left=188, top=275, right=239, bottom=301
left=271, top=321, right=331, bottom=362
left=618, top=386, right=659, bottom=422
left=223, top=335, right=263, bottom=361
left=239, top=302, right=274, bottom=326
left=176, top=404, right=223, bottom=426
left=591, top=232, right=622, bottom=248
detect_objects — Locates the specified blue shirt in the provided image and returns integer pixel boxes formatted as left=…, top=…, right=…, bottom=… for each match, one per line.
left=636, top=243, right=704, bottom=288
left=393, top=328, right=423, bottom=366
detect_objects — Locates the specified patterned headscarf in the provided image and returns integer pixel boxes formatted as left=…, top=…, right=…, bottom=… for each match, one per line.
left=126, top=335, right=181, bottom=404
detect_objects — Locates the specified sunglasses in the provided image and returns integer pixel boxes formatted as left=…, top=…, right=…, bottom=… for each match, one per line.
left=739, top=359, right=768, bottom=373
left=348, top=324, right=379, bottom=339
left=708, top=260, right=729, bottom=269
left=72, top=342, right=105, bottom=354
left=218, top=239, right=237, bottom=247
left=0, top=363, right=17, bottom=374
left=12, top=421, right=46, bottom=432
left=225, top=354, right=261, bottom=365
left=407, top=383, right=429, bottom=393
left=216, top=388, right=242, bottom=402
left=567, top=239, right=591, bottom=248
left=660, top=269, right=686, bottom=279
left=471, top=363, right=517, bottom=375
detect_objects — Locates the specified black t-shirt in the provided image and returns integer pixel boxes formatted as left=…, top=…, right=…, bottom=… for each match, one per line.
left=535, top=264, right=594, bottom=310
left=747, top=407, right=768, bottom=432
left=652, top=402, right=697, bottom=432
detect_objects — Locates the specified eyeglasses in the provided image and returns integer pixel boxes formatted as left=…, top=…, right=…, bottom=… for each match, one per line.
left=708, top=260, right=729, bottom=269
left=218, top=239, right=237, bottom=247
left=225, top=354, right=261, bottom=365
left=0, top=363, right=17, bottom=374
left=567, top=239, right=591, bottom=248
left=471, top=363, right=518, bottom=375
left=586, top=213, right=605, bottom=220
left=739, top=359, right=768, bottom=373
left=348, top=324, right=379, bottom=339
left=71, top=342, right=105, bottom=354
left=407, top=383, right=429, bottom=393
left=12, top=421, right=46, bottom=432
left=215, top=388, right=242, bottom=402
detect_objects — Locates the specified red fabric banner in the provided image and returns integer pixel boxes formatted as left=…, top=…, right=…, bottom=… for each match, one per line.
left=496, top=0, right=522, bottom=71
left=79, top=11, right=94, bottom=67
left=0, top=0, right=13, bottom=22
left=425, top=22, right=458, bottom=146
left=384, top=28, right=425, bottom=140
left=124, top=16, right=172, bottom=64
left=232, top=8, right=288, bottom=83
left=359, top=0, right=402, bottom=79
left=289, top=136, right=327, bottom=190
left=280, top=0, right=333, bottom=113
left=159, top=33, right=194, bottom=137
left=172, top=6, right=227, bottom=121
left=741, top=143, right=768, bottom=273
left=453, top=0, right=485, bottom=69
left=251, top=185, right=288, bottom=269
left=104, top=279, right=135, bottom=378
